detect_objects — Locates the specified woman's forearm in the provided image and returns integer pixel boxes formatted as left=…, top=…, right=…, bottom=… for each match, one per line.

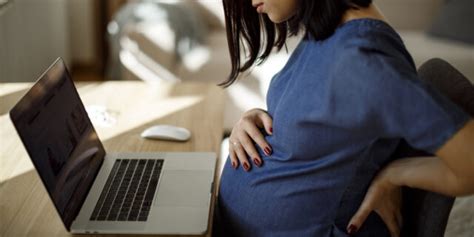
left=388, top=120, right=474, bottom=196
left=435, top=120, right=474, bottom=183
left=348, top=124, right=474, bottom=233
left=348, top=155, right=473, bottom=234
left=386, top=157, right=474, bottom=196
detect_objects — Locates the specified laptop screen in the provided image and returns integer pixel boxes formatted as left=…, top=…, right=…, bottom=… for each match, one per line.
left=9, top=58, right=106, bottom=230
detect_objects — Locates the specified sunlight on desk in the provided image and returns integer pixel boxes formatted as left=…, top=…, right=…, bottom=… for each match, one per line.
left=0, top=114, right=34, bottom=183
left=91, top=96, right=203, bottom=141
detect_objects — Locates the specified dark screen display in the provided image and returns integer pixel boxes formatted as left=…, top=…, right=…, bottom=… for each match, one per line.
left=10, top=58, right=105, bottom=230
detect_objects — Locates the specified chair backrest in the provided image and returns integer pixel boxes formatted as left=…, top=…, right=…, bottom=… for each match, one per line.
left=417, top=58, right=474, bottom=117
left=396, top=58, right=474, bottom=237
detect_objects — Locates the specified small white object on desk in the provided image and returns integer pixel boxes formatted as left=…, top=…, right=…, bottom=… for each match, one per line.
left=85, top=105, right=117, bottom=127
left=141, top=124, right=191, bottom=142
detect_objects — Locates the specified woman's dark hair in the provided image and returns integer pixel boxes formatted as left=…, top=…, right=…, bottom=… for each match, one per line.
left=219, top=0, right=372, bottom=87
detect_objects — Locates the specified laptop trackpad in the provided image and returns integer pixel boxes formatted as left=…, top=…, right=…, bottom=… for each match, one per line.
left=154, top=170, right=212, bottom=207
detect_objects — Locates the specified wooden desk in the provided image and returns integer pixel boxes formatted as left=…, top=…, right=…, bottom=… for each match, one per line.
left=0, top=81, right=225, bottom=237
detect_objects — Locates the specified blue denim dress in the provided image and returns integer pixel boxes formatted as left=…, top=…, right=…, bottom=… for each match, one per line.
left=215, top=19, right=470, bottom=237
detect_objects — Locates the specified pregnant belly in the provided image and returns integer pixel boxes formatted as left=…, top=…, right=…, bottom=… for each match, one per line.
left=217, top=157, right=344, bottom=232
left=217, top=157, right=391, bottom=236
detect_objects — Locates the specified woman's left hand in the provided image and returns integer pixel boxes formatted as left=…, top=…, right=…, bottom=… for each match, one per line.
left=347, top=167, right=403, bottom=237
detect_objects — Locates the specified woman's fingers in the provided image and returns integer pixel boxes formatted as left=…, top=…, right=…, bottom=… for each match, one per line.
left=389, top=186, right=403, bottom=234
left=347, top=198, right=372, bottom=234
left=376, top=209, right=400, bottom=237
left=347, top=186, right=378, bottom=234
left=256, top=109, right=273, bottom=135
left=347, top=176, right=402, bottom=236
left=237, top=132, right=263, bottom=167
left=233, top=142, right=251, bottom=171
left=395, top=210, right=403, bottom=229
left=243, top=122, right=272, bottom=156
left=228, top=148, right=239, bottom=169
left=227, top=108, right=274, bottom=171
left=348, top=199, right=400, bottom=237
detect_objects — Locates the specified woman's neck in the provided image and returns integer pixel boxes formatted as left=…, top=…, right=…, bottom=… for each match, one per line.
left=341, top=3, right=387, bottom=24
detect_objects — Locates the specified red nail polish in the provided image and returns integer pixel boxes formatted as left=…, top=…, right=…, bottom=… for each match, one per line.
left=253, top=158, right=261, bottom=167
left=232, top=161, right=237, bottom=169
left=347, top=224, right=358, bottom=235
left=243, top=163, right=250, bottom=171
left=264, top=147, right=272, bottom=156
left=269, top=127, right=273, bottom=133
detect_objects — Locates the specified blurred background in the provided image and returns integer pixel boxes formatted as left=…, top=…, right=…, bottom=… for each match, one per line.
left=0, top=0, right=473, bottom=129
left=0, top=0, right=473, bottom=236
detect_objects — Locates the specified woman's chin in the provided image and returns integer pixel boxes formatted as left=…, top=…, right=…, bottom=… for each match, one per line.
left=268, top=14, right=292, bottom=24
left=267, top=14, right=284, bottom=23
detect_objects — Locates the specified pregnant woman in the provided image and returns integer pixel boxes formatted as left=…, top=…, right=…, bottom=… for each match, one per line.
left=214, top=0, right=474, bottom=236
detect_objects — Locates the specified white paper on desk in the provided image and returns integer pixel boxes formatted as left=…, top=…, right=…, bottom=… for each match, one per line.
left=85, top=105, right=117, bottom=127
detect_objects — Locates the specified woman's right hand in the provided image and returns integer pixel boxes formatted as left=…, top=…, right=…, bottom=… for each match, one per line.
left=229, top=108, right=273, bottom=171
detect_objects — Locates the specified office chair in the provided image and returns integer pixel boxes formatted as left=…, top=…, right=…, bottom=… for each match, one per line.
left=394, top=58, right=474, bottom=237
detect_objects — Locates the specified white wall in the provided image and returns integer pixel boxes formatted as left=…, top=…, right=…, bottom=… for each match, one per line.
left=0, top=0, right=69, bottom=82
left=376, top=0, right=443, bottom=30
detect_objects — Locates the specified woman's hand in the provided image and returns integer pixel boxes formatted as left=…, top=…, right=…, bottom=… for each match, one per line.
left=347, top=167, right=403, bottom=237
left=229, top=108, right=273, bottom=171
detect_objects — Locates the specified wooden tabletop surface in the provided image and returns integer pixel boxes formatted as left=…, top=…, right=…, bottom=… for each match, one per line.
left=0, top=80, right=226, bottom=237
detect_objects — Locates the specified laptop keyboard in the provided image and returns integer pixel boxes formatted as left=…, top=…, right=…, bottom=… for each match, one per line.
left=90, top=159, right=163, bottom=222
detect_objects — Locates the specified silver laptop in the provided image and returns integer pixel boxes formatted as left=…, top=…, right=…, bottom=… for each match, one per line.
left=9, top=58, right=216, bottom=235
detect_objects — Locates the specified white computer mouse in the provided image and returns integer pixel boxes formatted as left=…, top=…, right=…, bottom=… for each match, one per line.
left=141, top=125, right=191, bottom=142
